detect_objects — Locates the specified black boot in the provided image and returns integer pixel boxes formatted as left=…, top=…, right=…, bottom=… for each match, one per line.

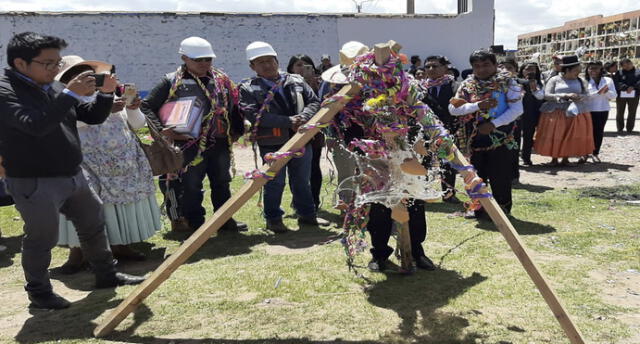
left=28, top=291, right=71, bottom=310
left=95, top=272, right=146, bottom=289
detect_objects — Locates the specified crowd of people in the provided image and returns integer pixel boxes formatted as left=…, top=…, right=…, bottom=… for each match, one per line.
left=0, top=31, right=638, bottom=310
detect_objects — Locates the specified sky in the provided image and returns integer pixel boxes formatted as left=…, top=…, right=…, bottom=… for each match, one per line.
left=0, top=0, right=638, bottom=49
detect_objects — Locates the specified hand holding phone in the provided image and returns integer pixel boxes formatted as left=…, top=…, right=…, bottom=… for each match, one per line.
left=122, top=83, right=138, bottom=106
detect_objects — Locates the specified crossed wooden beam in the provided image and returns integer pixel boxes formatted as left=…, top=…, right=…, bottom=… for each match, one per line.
left=94, top=42, right=586, bottom=344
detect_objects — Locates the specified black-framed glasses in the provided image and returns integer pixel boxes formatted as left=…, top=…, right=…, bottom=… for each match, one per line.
left=424, top=64, right=443, bottom=69
left=30, top=59, right=64, bottom=71
left=190, top=57, right=213, bottom=62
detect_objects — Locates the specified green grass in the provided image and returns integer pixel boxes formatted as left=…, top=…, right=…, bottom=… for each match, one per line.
left=0, top=180, right=639, bottom=344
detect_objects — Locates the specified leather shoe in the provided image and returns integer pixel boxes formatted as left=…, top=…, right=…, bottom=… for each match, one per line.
left=220, top=219, right=248, bottom=232
left=298, top=216, right=330, bottom=226
left=95, top=272, right=146, bottom=289
left=266, top=219, right=289, bottom=233
left=415, top=256, right=436, bottom=270
left=367, top=258, right=387, bottom=272
left=28, top=291, right=71, bottom=310
left=442, top=195, right=462, bottom=204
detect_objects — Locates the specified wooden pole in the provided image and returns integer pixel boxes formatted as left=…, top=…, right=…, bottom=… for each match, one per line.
left=451, top=149, right=586, bottom=344
left=93, top=84, right=361, bottom=337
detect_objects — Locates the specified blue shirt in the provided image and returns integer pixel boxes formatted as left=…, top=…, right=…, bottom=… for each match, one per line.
left=13, top=70, right=82, bottom=100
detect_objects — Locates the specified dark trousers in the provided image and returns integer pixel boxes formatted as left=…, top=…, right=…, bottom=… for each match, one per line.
left=440, top=164, right=457, bottom=196
left=616, top=96, right=638, bottom=132
left=5, top=172, right=115, bottom=294
left=367, top=201, right=426, bottom=261
left=591, top=111, right=609, bottom=155
left=310, top=141, right=322, bottom=210
left=470, top=145, right=514, bottom=213
left=259, top=144, right=315, bottom=220
left=512, top=120, right=521, bottom=180
left=159, top=140, right=232, bottom=229
left=520, top=111, right=539, bottom=163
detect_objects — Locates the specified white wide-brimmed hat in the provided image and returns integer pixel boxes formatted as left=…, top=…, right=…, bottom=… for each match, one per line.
left=321, top=41, right=369, bottom=84
left=55, top=55, right=112, bottom=81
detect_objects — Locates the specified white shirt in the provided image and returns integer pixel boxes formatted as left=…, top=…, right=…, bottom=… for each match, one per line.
left=447, top=79, right=523, bottom=127
left=587, top=77, right=617, bottom=112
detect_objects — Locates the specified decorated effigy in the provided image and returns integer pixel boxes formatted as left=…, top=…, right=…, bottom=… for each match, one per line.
left=321, top=47, right=484, bottom=270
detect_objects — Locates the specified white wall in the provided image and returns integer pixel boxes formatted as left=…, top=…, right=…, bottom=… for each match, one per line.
left=0, top=0, right=493, bottom=91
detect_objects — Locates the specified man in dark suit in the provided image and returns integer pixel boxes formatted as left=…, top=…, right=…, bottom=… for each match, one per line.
left=421, top=55, right=461, bottom=203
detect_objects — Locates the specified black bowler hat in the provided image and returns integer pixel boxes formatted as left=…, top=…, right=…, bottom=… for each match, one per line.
left=560, top=55, right=580, bottom=67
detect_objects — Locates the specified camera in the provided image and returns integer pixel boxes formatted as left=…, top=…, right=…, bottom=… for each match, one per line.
left=91, top=74, right=105, bottom=87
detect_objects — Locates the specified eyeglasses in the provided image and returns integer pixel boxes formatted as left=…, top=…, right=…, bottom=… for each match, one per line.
left=190, top=57, right=213, bottom=62
left=424, top=64, right=442, bottom=69
left=30, top=59, right=64, bottom=71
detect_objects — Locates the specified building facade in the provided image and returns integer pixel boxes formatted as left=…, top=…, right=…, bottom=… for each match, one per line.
left=517, top=10, right=640, bottom=69
left=0, top=0, right=493, bottom=92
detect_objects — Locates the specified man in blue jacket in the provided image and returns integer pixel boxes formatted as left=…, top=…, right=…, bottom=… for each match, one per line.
left=239, top=41, right=328, bottom=233
left=0, top=32, right=144, bottom=310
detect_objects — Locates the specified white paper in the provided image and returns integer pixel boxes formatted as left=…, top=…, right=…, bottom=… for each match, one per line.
left=620, top=90, right=636, bottom=98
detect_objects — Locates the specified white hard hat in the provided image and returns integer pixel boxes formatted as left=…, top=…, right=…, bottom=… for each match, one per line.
left=246, top=41, right=277, bottom=61
left=179, top=37, right=216, bottom=59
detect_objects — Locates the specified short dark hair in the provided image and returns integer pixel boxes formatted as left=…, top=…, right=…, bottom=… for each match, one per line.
left=585, top=61, right=604, bottom=82
left=518, top=62, right=541, bottom=82
left=424, top=55, right=449, bottom=66
left=6, top=32, right=67, bottom=68
left=286, top=54, right=317, bottom=74
left=448, top=67, right=460, bottom=80
left=469, top=50, right=496, bottom=65
left=410, top=55, right=421, bottom=65
left=620, top=58, right=633, bottom=65
left=500, top=57, right=518, bottom=70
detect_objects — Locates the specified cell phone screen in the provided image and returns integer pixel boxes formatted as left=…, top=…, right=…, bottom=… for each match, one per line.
left=93, top=74, right=105, bottom=87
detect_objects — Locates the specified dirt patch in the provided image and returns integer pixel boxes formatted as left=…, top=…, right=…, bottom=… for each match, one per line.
left=519, top=131, right=640, bottom=189
left=589, top=269, right=640, bottom=344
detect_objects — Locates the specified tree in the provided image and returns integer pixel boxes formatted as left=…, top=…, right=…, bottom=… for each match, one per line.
left=351, top=0, right=377, bottom=13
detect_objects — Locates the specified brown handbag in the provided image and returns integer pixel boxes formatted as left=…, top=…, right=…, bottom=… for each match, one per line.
left=132, top=119, right=184, bottom=176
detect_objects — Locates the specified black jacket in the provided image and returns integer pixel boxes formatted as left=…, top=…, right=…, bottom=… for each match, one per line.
left=421, top=81, right=459, bottom=130
left=0, top=68, right=113, bottom=178
left=615, top=68, right=640, bottom=96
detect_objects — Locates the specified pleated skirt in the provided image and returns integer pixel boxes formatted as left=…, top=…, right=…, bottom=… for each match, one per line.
left=534, top=109, right=595, bottom=158
left=58, top=194, right=161, bottom=247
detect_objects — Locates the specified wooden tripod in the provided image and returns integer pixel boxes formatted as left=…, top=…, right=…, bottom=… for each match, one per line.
left=94, top=42, right=585, bottom=344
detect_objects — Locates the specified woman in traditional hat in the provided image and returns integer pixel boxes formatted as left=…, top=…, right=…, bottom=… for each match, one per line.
left=534, top=55, right=595, bottom=166
left=55, top=56, right=161, bottom=273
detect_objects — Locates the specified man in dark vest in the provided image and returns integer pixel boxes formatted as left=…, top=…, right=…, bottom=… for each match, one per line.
left=142, top=36, right=247, bottom=233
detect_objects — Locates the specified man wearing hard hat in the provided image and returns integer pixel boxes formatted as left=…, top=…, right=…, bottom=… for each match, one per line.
left=239, top=41, right=328, bottom=233
left=141, top=36, right=247, bottom=233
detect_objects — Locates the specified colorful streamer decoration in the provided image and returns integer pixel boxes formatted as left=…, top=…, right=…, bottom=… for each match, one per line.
left=263, top=147, right=306, bottom=163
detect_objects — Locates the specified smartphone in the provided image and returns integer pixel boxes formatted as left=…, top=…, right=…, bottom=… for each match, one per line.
left=92, top=74, right=105, bottom=87
left=122, top=83, right=137, bottom=106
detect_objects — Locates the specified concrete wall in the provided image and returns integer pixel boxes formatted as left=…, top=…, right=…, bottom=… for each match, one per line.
left=0, top=0, right=493, bottom=91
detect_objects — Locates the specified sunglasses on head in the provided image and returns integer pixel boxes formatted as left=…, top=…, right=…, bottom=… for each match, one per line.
left=191, top=57, right=213, bottom=62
